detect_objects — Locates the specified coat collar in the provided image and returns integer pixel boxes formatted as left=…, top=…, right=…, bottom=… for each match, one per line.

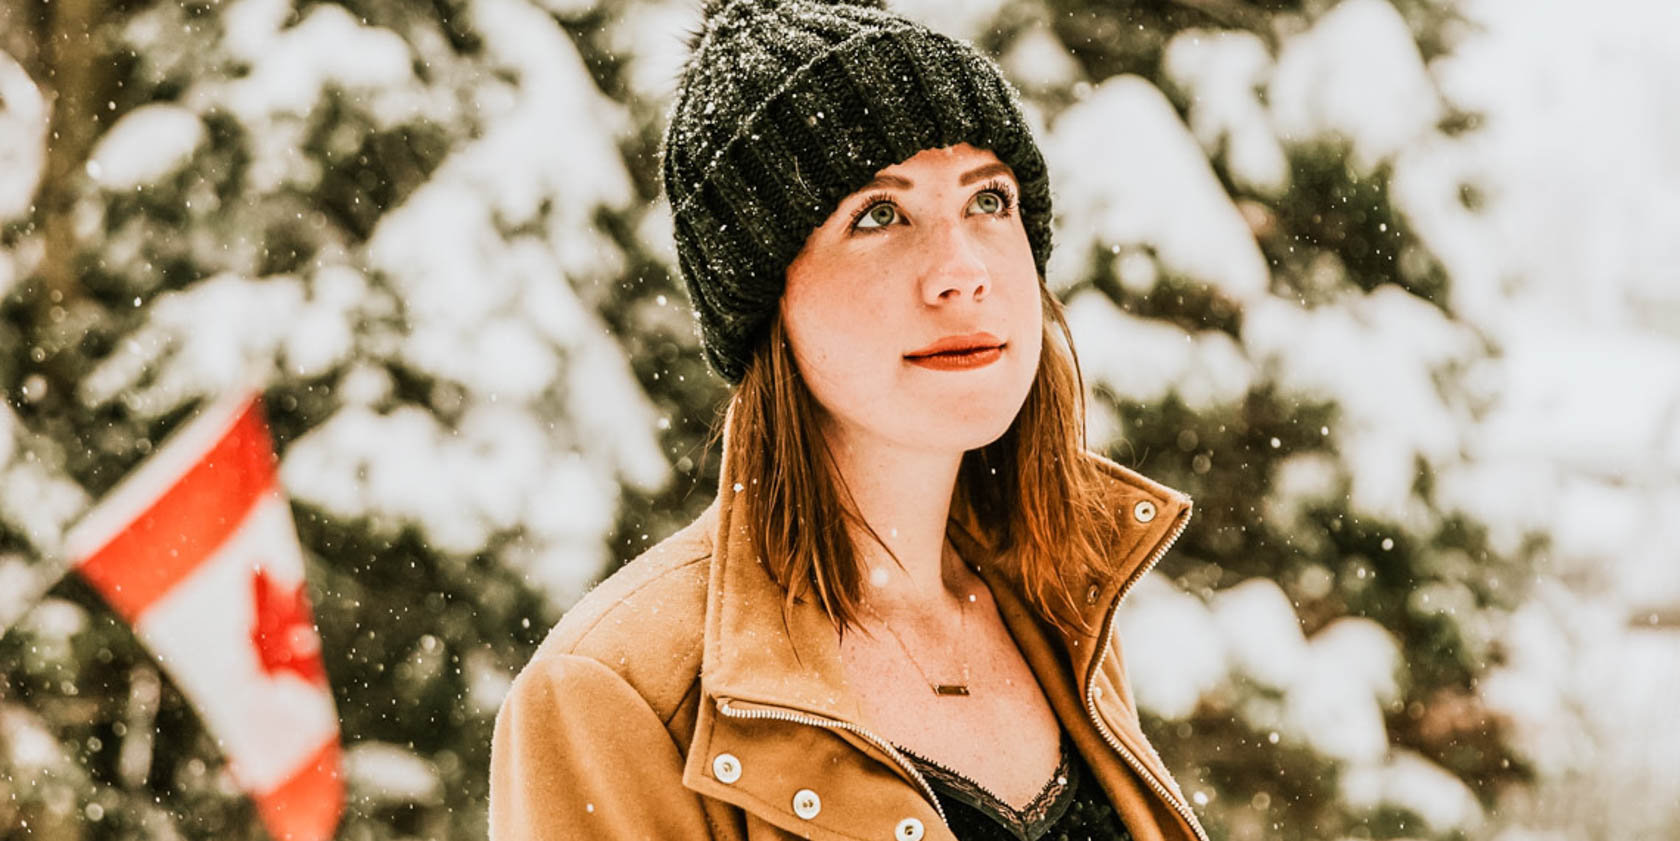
left=697, top=403, right=1194, bottom=723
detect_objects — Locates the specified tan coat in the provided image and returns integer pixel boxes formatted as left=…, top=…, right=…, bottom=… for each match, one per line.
left=489, top=444, right=1208, bottom=841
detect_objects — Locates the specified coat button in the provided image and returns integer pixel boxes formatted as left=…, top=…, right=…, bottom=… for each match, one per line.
left=792, top=788, right=821, bottom=819
left=895, top=817, right=925, bottom=840
left=712, top=753, right=741, bottom=784
left=1085, top=583, right=1100, bottom=604
left=1133, top=499, right=1157, bottom=523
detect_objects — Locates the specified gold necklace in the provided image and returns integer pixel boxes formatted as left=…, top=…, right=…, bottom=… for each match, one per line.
left=864, top=591, right=972, bottom=697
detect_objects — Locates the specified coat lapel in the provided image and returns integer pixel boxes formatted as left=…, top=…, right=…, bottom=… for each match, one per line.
left=681, top=401, right=1197, bottom=839
left=948, top=449, right=1196, bottom=805
left=680, top=410, right=943, bottom=839
left=697, top=464, right=863, bottom=724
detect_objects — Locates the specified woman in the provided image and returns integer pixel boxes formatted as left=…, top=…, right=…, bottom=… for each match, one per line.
left=490, top=1, right=1207, bottom=839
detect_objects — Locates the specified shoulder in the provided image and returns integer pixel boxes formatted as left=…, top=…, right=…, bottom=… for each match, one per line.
left=515, top=500, right=719, bottom=722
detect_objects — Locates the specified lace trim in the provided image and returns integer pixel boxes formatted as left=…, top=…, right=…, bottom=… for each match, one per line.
left=894, top=731, right=1078, bottom=841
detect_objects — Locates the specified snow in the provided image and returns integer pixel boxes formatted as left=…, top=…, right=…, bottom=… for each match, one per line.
left=1209, top=578, right=1308, bottom=693
left=281, top=405, right=501, bottom=555
left=1375, top=5, right=1680, bottom=823
left=0, top=556, right=34, bottom=631
left=1280, top=617, right=1399, bottom=765
left=0, top=49, right=47, bottom=221
left=607, top=0, right=704, bottom=104
left=557, top=327, right=673, bottom=495
left=524, top=451, right=619, bottom=543
left=1421, top=0, right=1680, bottom=329
left=1270, top=0, right=1440, bottom=172
left=79, top=273, right=307, bottom=416
left=1163, top=30, right=1288, bottom=196
left=344, top=741, right=443, bottom=805
left=528, top=0, right=597, bottom=17
left=1243, top=287, right=1478, bottom=529
left=1407, top=575, right=1499, bottom=665
left=334, top=7, right=668, bottom=589
left=209, top=0, right=417, bottom=128
left=889, top=0, right=1010, bottom=45
left=1123, top=576, right=1403, bottom=766
left=335, top=363, right=395, bottom=408
left=0, top=50, right=46, bottom=304
left=15, top=597, right=88, bottom=643
left=0, top=704, right=64, bottom=770
left=1063, top=290, right=1254, bottom=411
left=85, top=104, right=205, bottom=191
left=1113, top=576, right=1228, bottom=719
left=281, top=266, right=366, bottom=380
left=127, top=0, right=672, bottom=614
left=1482, top=581, right=1680, bottom=775
left=1263, top=451, right=1341, bottom=539
left=462, top=0, right=635, bottom=239
left=0, top=406, right=90, bottom=600
left=1479, top=580, right=1680, bottom=837
left=277, top=397, right=632, bottom=607
left=0, top=455, right=92, bottom=557
left=142, top=0, right=443, bottom=196
left=1468, top=310, right=1680, bottom=480
left=0, top=404, right=12, bottom=467
left=465, top=649, right=515, bottom=715
left=1044, top=74, right=1270, bottom=302
left=1341, top=748, right=1485, bottom=833
left=1490, top=831, right=1573, bottom=841
left=1428, top=458, right=1556, bottom=560
left=1000, top=24, right=1083, bottom=96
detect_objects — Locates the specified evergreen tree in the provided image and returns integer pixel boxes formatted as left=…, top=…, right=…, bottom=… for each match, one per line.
left=0, top=0, right=681, bottom=837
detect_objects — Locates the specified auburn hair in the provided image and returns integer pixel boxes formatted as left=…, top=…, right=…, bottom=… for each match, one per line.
left=712, top=281, right=1124, bottom=639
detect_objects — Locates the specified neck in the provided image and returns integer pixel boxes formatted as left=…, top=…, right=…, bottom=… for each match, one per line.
left=821, top=424, right=972, bottom=619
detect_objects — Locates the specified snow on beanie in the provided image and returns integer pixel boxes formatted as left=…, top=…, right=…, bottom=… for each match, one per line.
left=660, top=0, right=1055, bottom=384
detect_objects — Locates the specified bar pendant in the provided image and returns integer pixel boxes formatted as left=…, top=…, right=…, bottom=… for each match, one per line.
left=933, top=684, right=970, bottom=696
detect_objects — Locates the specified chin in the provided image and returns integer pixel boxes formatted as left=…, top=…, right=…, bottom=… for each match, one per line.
left=822, top=354, right=1037, bottom=452
left=892, top=387, right=1029, bottom=453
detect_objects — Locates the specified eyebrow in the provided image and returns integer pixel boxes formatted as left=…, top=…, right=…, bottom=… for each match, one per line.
left=853, top=161, right=1016, bottom=193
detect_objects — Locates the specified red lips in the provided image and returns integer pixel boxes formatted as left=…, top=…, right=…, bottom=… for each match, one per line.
left=904, top=332, right=1006, bottom=358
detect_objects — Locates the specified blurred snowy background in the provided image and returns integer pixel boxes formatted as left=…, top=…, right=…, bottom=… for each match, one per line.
left=0, top=0, right=1676, bottom=838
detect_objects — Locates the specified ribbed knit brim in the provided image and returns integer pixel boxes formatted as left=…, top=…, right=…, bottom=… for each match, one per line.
left=661, top=0, right=1054, bottom=384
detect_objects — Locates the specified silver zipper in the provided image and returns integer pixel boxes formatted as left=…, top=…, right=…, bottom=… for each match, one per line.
left=715, top=697, right=949, bottom=825
left=1084, top=501, right=1212, bottom=841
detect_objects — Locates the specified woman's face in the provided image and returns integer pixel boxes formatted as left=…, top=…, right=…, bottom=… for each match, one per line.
left=782, top=142, right=1044, bottom=455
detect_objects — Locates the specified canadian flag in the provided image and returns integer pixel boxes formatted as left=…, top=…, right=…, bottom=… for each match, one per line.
left=64, top=389, right=342, bottom=841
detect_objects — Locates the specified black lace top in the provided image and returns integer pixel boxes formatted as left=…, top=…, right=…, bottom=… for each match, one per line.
left=893, top=728, right=1142, bottom=839
left=894, top=730, right=1136, bottom=841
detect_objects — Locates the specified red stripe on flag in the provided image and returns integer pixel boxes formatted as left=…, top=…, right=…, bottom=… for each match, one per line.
left=77, top=399, right=277, bottom=623
left=254, top=738, right=343, bottom=841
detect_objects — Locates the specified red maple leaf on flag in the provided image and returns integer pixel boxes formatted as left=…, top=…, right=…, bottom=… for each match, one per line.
left=251, top=566, right=326, bottom=685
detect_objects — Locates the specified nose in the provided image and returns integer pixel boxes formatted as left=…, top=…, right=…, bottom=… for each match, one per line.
left=918, top=220, right=990, bottom=306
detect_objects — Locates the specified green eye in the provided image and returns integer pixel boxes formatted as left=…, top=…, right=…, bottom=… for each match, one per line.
left=858, top=203, right=898, bottom=229
left=850, top=184, right=1013, bottom=233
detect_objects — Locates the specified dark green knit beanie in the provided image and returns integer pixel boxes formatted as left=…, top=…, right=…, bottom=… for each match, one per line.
left=660, top=0, right=1055, bottom=384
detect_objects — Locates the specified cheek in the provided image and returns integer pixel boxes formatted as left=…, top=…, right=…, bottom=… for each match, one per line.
left=786, top=262, right=896, bottom=352
left=783, top=292, right=894, bottom=405
left=1007, top=281, right=1047, bottom=386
